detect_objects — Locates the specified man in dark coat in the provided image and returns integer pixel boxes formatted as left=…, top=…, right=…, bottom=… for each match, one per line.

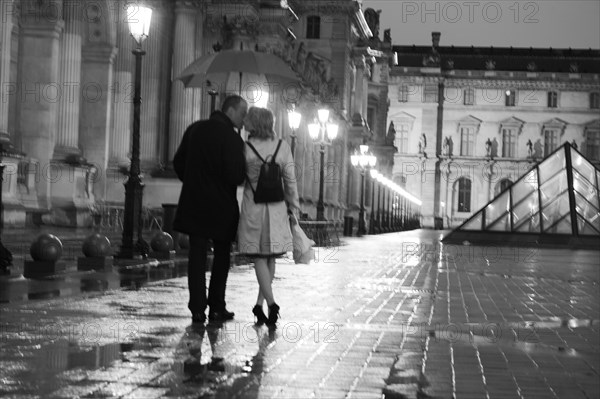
left=173, top=95, right=248, bottom=323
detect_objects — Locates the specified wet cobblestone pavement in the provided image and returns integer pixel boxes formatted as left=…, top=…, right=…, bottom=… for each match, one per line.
left=1, top=230, right=599, bottom=398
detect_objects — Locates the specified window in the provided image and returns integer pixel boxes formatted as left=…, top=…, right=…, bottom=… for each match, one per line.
left=306, top=16, right=320, bottom=39
left=586, top=129, right=600, bottom=160
left=505, top=90, right=516, bottom=106
left=590, top=92, right=600, bottom=109
left=397, top=123, right=409, bottom=153
left=423, top=84, right=438, bottom=103
left=502, top=128, right=516, bottom=157
left=547, top=91, right=558, bottom=108
left=398, top=85, right=409, bottom=102
left=457, top=178, right=472, bottom=212
left=460, top=127, right=475, bottom=156
left=464, top=88, right=474, bottom=105
left=544, top=129, right=559, bottom=155
left=495, top=179, right=512, bottom=196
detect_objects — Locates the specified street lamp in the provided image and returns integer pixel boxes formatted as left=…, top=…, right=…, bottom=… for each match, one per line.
left=308, top=108, right=338, bottom=222
left=350, top=145, right=376, bottom=236
left=288, top=105, right=301, bottom=157
left=118, top=5, right=152, bottom=260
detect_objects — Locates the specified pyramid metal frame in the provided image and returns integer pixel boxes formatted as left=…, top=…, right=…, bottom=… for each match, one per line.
left=443, top=142, right=600, bottom=248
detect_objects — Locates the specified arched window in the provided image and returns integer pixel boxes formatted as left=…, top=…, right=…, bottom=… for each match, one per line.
left=306, top=16, right=320, bottom=39
left=457, top=178, right=471, bottom=212
left=495, top=179, right=512, bottom=196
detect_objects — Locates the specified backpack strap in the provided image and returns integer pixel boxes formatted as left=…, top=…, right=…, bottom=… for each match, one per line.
left=270, top=139, right=282, bottom=163
left=246, top=141, right=265, bottom=163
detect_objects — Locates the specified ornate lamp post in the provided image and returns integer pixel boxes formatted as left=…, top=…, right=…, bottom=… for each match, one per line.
left=350, top=145, right=376, bottom=236
left=118, top=5, right=152, bottom=260
left=288, top=105, right=301, bottom=158
left=308, top=109, right=338, bottom=222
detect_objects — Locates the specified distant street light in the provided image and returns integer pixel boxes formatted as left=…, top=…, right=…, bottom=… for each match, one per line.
left=350, top=145, right=376, bottom=236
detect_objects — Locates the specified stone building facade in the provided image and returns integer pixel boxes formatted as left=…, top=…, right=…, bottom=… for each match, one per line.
left=388, top=33, right=600, bottom=228
left=0, top=0, right=396, bottom=228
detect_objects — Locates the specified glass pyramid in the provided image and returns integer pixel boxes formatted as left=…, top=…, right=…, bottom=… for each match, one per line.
left=446, top=143, right=600, bottom=241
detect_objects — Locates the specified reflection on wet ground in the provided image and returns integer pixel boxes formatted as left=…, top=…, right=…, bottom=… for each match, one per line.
left=0, top=261, right=190, bottom=304
left=1, top=230, right=598, bottom=398
left=1, top=317, right=279, bottom=398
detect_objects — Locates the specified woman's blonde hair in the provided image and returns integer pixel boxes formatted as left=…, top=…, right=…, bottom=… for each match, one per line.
left=246, top=107, right=276, bottom=140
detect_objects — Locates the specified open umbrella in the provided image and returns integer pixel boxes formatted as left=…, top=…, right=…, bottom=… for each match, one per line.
left=176, top=49, right=301, bottom=94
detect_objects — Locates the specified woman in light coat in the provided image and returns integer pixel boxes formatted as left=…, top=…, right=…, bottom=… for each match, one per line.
left=238, top=107, right=300, bottom=327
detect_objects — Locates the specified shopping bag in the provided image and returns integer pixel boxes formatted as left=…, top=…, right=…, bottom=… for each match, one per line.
left=289, top=214, right=315, bottom=264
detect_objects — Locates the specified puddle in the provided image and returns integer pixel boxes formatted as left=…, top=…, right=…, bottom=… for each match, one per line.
left=0, top=337, right=171, bottom=395
left=0, top=262, right=189, bottom=304
left=516, top=318, right=599, bottom=329
left=422, top=318, right=600, bottom=357
left=165, top=324, right=276, bottom=397
left=20, top=341, right=135, bottom=374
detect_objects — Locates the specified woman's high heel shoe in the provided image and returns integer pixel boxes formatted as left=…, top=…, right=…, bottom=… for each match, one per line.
left=252, top=305, right=268, bottom=325
left=267, top=303, right=280, bottom=327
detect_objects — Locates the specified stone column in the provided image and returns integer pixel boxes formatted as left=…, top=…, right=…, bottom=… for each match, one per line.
left=168, top=3, right=197, bottom=162
left=339, top=128, right=349, bottom=210
left=79, top=44, right=117, bottom=200
left=18, top=15, right=64, bottom=207
left=139, top=7, right=164, bottom=170
left=352, top=166, right=361, bottom=209
left=54, top=1, right=82, bottom=159
left=110, top=12, right=134, bottom=167
left=191, top=10, right=204, bottom=122
left=0, top=0, right=15, bottom=141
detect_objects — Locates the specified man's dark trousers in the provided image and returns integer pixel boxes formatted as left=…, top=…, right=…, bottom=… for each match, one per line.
left=188, top=236, right=231, bottom=314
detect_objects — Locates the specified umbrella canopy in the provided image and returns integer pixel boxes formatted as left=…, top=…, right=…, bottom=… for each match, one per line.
left=176, top=50, right=301, bottom=93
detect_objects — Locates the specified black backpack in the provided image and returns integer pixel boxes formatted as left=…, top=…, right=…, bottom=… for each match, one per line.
left=246, top=140, right=285, bottom=203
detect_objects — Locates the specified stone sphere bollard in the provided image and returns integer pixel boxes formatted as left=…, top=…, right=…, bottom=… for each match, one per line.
left=30, top=234, right=63, bottom=262
left=178, top=234, right=190, bottom=249
left=150, top=232, right=174, bottom=252
left=82, top=233, right=112, bottom=257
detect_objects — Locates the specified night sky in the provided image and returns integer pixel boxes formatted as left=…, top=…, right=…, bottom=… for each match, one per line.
left=361, top=0, right=600, bottom=49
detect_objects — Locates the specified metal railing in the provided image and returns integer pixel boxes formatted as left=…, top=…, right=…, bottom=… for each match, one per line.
left=298, top=220, right=342, bottom=247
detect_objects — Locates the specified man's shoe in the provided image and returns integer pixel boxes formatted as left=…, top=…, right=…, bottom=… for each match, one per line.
left=192, top=313, right=206, bottom=324
left=208, top=309, right=235, bottom=322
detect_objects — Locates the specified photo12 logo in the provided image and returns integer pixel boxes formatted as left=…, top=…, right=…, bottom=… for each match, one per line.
left=400, top=1, right=540, bottom=24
